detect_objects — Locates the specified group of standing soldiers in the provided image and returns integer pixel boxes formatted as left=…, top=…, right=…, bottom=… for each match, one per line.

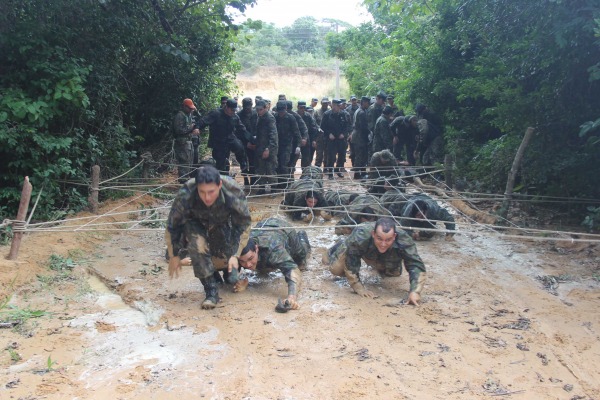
left=171, top=92, right=443, bottom=186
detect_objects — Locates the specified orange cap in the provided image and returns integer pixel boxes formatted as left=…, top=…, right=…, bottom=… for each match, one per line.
left=182, top=98, right=196, bottom=110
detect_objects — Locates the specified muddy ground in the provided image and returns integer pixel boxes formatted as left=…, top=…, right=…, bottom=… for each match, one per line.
left=1, top=172, right=599, bottom=400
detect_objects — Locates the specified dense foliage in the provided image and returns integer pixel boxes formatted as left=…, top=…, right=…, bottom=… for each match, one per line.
left=330, top=0, right=600, bottom=206
left=0, top=0, right=254, bottom=218
left=235, top=17, right=348, bottom=71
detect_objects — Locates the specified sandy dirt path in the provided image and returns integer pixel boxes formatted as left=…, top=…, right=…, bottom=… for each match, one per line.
left=1, top=174, right=599, bottom=400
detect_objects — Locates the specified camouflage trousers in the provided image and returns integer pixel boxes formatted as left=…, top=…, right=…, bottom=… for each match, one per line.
left=421, top=136, right=444, bottom=166
left=174, top=139, right=193, bottom=181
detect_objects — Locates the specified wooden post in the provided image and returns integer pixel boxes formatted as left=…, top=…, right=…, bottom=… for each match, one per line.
left=90, top=165, right=100, bottom=214
left=141, top=152, right=152, bottom=179
left=444, top=154, right=454, bottom=189
left=7, top=176, right=33, bottom=260
left=498, top=127, right=536, bottom=221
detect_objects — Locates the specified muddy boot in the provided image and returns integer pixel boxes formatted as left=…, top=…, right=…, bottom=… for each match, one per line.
left=200, top=275, right=219, bottom=309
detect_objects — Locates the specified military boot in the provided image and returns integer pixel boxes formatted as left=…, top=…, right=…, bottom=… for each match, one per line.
left=200, top=275, right=220, bottom=309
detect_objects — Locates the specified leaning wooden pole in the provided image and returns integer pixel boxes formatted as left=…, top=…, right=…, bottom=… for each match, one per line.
left=7, top=176, right=33, bottom=260
left=498, top=127, right=536, bottom=221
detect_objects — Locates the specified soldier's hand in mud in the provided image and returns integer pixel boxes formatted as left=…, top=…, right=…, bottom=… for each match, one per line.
left=228, top=256, right=239, bottom=273
left=168, top=256, right=182, bottom=279
left=320, top=210, right=333, bottom=221
left=407, top=291, right=421, bottom=306
left=301, top=212, right=313, bottom=222
left=352, top=283, right=375, bottom=299
left=329, top=133, right=335, bottom=140
left=286, top=294, right=299, bottom=310
left=262, top=148, right=269, bottom=159
left=180, top=257, right=192, bottom=266
left=233, top=277, right=249, bottom=293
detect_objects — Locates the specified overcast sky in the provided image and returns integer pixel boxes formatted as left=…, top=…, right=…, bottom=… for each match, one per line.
left=232, top=0, right=372, bottom=28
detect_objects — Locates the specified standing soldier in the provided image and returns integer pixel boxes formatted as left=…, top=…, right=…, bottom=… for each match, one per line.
left=236, top=218, right=311, bottom=311
left=372, top=106, right=395, bottom=153
left=350, top=96, right=372, bottom=180
left=274, top=101, right=301, bottom=189
left=195, top=99, right=248, bottom=174
left=172, top=98, right=200, bottom=183
left=324, top=217, right=426, bottom=305
left=286, top=101, right=308, bottom=176
left=387, top=95, right=399, bottom=115
left=237, top=97, right=257, bottom=186
left=310, top=97, right=319, bottom=109
left=391, top=115, right=418, bottom=165
left=297, top=101, right=319, bottom=167
left=367, top=91, right=387, bottom=161
left=166, top=165, right=251, bottom=309
left=252, top=100, right=278, bottom=194
left=314, top=97, right=330, bottom=168
left=321, top=99, right=350, bottom=179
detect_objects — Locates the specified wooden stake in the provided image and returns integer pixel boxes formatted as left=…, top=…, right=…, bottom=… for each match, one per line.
left=444, top=154, right=454, bottom=189
left=7, top=176, right=33, bottom=260
left=90, top=165, right=100, bottom=214
left=498, top=127, right=536, bottom=221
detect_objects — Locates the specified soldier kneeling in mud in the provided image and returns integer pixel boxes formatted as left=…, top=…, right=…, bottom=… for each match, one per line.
left=282, top=166, right=327, bottom=221
left=236, top=218, right=311, bottom=311
left=323, top=217, right=426, bottom=305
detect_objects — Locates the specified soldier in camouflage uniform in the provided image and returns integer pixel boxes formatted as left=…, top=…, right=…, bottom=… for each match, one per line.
left=275, top=101, right=301, bottom=189
left=400, top=193, right=455, bottom=240
left=321, top=99, right=350, bottom=178
left=380, top=188, right=412, bottom=217
left=324, top=217, right=426, bottom=305
left=369, top=149, right=400, bottom=182
left=350, top=96, right=372, bottom=180
left=283, top=167, right=326, bottom=221
left=297, top=101, right=320, bottom=167
left=367, top=91, right=387, bottom=161
left=415, top=118, right=444, bottom=166
left=237, top=97, right=257, bottom=186
left=252, top=100, right=278, bottom=193
left=335, top=194, right=392, bottom=235
left=314, top=97, right=329, bottom=168
left=323, top=190, right=360, bottom=218
left=372, top=106, right=395, bottom=153
left=166, top=165, right=251, bottom=309
left=172, top=98, right=201, bottom=182
left=236, top=218, right=311, bottom=310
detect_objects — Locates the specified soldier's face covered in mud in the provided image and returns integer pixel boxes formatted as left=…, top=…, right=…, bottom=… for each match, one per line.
left=371, top=227, right=396, bottom=254
left=238, top=245, right=258, bottom=270
left=197, top=182, right=222, bottom=207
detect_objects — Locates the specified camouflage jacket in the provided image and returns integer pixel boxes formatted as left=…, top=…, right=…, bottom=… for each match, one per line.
left=250, top=218, right=310, bottom=293
left=275, top=112, right=301, bottom=150
left=352, top=107, right=370, bottom=145
left=324, top=191, right=360, bottom=214
left=341, top=222, right=426, bottom=292
left=167, top=176, right=251, bottom=258
left=300, top=166, right=323, bottom=181
left=380, top=190, right=412, bottom=217
left=400, top=194, right=455, bottom=234
left=197, top=108, right=249, bottom=148
left=336, top=194, right=392, bottom=235
left=372, top=115, right=393, bottom=153
left=253, top=111, right=278, bottom=154
left=321, top=109, right=350, bottom=138
left=171, top=110, right=194, bottom=140
left=370, top=150, right=398, bottom=179
left=367, top=103, right=384, bottom=132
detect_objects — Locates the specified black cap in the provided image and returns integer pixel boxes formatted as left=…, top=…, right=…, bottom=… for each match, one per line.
left=306, top=106, right=314, bottom=111
left=321, top=97, right=330, bottom=103
left=278, top=94, right=286, bottom=100
left=361, top=96, right=370, bottom=103
left=255, top=95, right=263, bottom=100
left=311, top=97, right=319, bottom=102
left=264, top=99, right=271, bottom=104
left=332, top=99, right=342, bottom=105
left=255, top=100, right=266, bottom=109
left=382, top=105, right=394, bottom=115
left=340, top=98, right=347, bottom=103
left=376, top=91, right=387, bottom=100
left=276, top=101, right=287, bottom=111
left=225, top=99, right=238, bottom=109
left=297, top=101, right=307, bottom=107
left=242, top=97, right=252, bottom=105
left=286, top=100, right=293, bottom=110
left=350, top=95, right=357, bottom=100
left=221, top=96, right=229, bottom=102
